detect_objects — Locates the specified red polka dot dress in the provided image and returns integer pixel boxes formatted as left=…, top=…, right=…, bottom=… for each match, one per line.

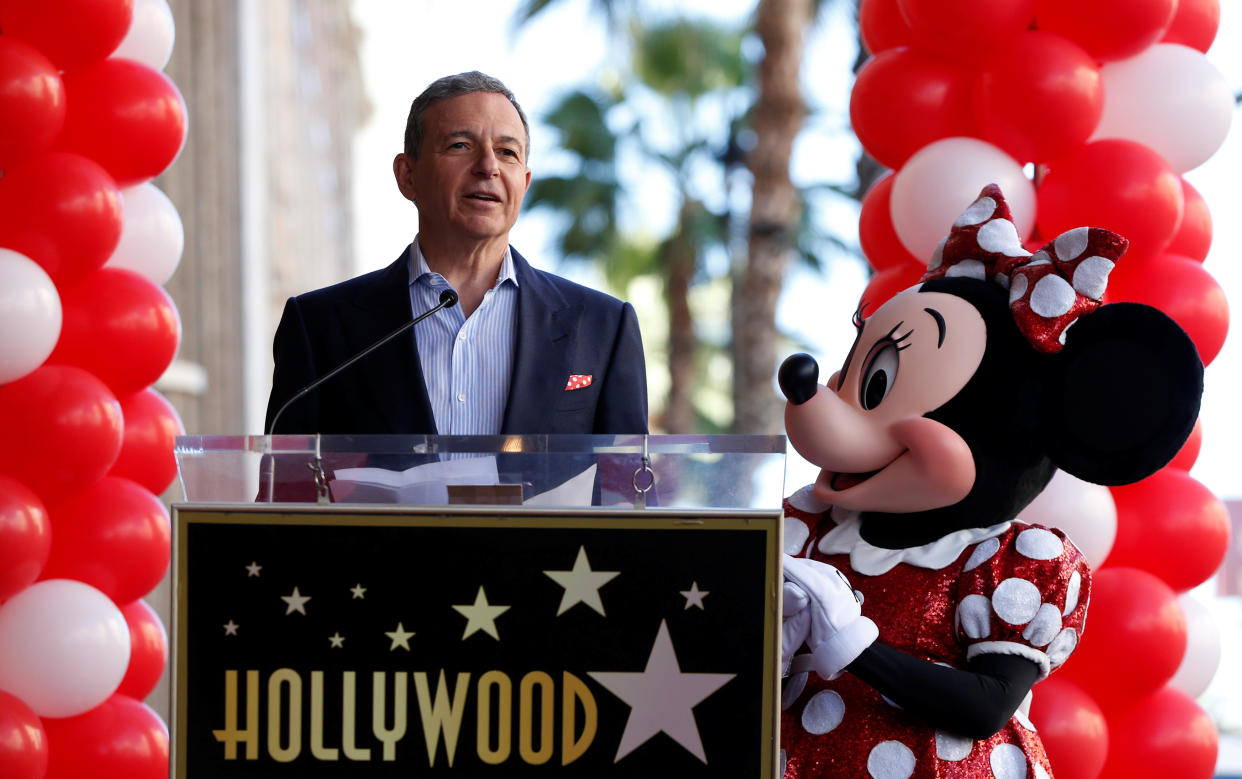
left=780, top=487, right=1091, bottom=779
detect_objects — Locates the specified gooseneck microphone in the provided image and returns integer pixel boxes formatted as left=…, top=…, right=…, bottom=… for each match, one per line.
left=266, top=288, right=459, bottom=435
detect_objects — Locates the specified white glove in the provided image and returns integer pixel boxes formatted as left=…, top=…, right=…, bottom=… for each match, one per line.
left=782, top=581, right=812, bottom=672
left=782, top=555, right=878, bottom=679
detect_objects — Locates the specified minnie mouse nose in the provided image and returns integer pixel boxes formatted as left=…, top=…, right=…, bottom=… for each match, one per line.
left=779, top=353, right=820, bottom=405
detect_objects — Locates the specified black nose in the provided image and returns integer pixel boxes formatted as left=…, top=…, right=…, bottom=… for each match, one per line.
left=779, top=353, right=820, bottom=405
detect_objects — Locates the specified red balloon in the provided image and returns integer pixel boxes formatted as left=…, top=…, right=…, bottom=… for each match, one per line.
left=1100, top=686, right=1218, bottom=779
left=1060, top=567, right=1186, bottom=709
left=1027, top=676, right=1108, bottom=779
left=1106, top=251, right=1229, bottom=366
left=1035, top=0, right=1176, bottom=61
left=0, top=152, right=123, bottom=289
left=898, top=0, right=1034, bottom=63
left=116, top=599, right=167, bottom=701
left=974, top=31, right=1101, bottom=164
left=859, top=264, right=923, bottom=313
left=1107, top=468, right=1229, bottom=592
left=1160, top=0, right=1220, bottom=53
left=0, top=365, right=123, bottom=502
left=0, top=690, right=47, bottom=779
left=0, top=37, right=65, bottom=169
left=55, top=58, right=187, bottom=187
left=859, top=0, right=912, bottom=54
left=50, top=268, right=181, bottom=395
left=110, top=389, right=185, bottom=495
left=1036, top=140, right=1183, bottom=257
left=1168, top=417, right=1203, bottom=471
left=859, top=174, right=925, bottom=272
left=850, top=48, right=974, bottom=170
left=42, top=694, right=168, bottom=779
left=41, top=476, right=170, bottom=605
left=0, top=0, right=132, bottom=72
left=1166, top=178, right=1213, bottom=263
left=0, top=475, right=51, bottom=602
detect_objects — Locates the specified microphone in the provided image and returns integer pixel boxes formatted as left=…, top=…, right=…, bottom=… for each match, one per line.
left=267, top=288, right=459, bottom=435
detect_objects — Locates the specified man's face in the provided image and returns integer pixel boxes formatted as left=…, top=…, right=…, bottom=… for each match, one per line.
left=397, top=91, right=531, bottom=246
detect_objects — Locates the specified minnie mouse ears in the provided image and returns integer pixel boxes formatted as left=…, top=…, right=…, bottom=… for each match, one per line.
left=922, top=184, right=1129, bottom=353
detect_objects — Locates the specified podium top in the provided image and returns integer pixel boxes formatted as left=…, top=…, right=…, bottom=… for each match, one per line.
left=174, top=434, right=788, bottom=510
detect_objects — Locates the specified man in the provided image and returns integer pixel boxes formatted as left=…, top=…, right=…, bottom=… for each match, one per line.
left=264, top=71, right=648, bottom=438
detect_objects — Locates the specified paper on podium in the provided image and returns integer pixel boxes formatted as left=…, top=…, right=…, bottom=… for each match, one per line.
left=522, top=463, right=597, bottom=507
left=331, top=456, right=500, bottom=504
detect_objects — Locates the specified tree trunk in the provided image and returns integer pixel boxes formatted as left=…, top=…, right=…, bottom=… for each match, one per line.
left=732, top=0, right=811, bottom=434
left=662, top=201, right=699, bottom=434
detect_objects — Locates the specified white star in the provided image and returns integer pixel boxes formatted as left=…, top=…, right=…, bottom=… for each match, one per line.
left=281, top=586, right=311, bottom=615
left=452, top=587, right=510, bottom=640
left=328, top=632, right=345, bottom=648
left=543, top=546, right=620, bottom=616
left=588, top=620, right=734, bottom=763
left=681, top=582, right=709, bottom=610
left=385, top=622, right=415, bottom=651
left=351, top=584, right=366, bottom=599
left=245, top=561, right=261, bottom=577
left=223, top=620, right=239, bottom=636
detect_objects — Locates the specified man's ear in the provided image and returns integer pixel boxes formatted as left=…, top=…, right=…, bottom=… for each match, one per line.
left=393, top=153, right=417, bottom=203
left=1040, top=303, right=1203, bottom=486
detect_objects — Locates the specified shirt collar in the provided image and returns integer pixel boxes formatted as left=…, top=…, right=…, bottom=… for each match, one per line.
left=816, top=508, right=1012, bottom=575
left=408, top=236, right=519, bottom=289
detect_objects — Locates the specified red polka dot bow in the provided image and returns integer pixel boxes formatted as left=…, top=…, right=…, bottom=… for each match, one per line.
left=920, top=184, right=1129, bottom=354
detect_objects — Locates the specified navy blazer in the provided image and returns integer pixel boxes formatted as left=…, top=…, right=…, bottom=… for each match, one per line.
left=264, top=245, right=649, bottom=436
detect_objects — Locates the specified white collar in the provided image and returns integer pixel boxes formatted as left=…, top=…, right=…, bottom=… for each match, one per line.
left=817, top=509, right=1012, bottom=575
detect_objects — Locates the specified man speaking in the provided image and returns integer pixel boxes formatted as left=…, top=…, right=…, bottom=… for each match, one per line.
left=265, top=71, right=649, bottom=437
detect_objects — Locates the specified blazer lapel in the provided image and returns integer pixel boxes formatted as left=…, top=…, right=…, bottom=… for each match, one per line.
left=502, top=249, right=577, bottom=434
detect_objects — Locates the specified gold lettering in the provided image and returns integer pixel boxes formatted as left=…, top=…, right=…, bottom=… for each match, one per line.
left=212, top=670, right=260, bottom=760
left=519, top=671, right=554, bottom=765
left=477, top=671, right=512, bottom=765
left=341, top=671, right=372, bottom=761
left=267, top=669, right=302, bottom=762
left=310, top=671, right=339, bottom=760
left=413, top=670, right=470, bottom=767
left=561, top=672, right=597, bottom=766
left=372, top=671, right=408, bottom=761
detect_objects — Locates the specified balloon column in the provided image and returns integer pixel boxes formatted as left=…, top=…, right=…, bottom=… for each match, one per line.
left=0, top=1, right=184, bottom=776
left=851, top=0, right=1230, bottom=775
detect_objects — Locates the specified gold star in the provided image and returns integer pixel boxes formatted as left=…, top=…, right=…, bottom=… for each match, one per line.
left=328, top=632, right=345, bottom=648
left=281, top=586, right=311, bottom=615
left=385, top=622, right=415, bottom=651
left=245, top=561, right=261, bottom=577
left=452, top=587, right=510, bottom=640
left=543, top=546, right=619, bottom=616
left=223, top=620, right=239, bottom=636
left=350, top=583, right=366, bottom=599
left=680, top=582, right=709, bottom=610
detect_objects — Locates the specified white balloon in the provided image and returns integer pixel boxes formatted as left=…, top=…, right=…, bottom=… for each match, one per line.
left=1092, top=44, right=1234, bottom=173
left=0, top=248, right=62, bottom=384
left=890, top=137, right=1035, bottom=262
left=1019, top=469, right=1117, bottom=569
left=104, top=182, right=185, bottom=286
left=112, top=0, right=175, bottom=71
left=0, top=579, right=131, bottom=718
left=1170, top=593, right=1221, bottom=699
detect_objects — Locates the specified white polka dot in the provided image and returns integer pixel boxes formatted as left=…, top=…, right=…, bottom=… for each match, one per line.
left=780, top=749, right=787, bottom=777
left=1016, top=528, right=1064, bottom=560
left=977, top=218, right=1028, bottom=257
left=1029, top=274, right=1076, bottom=318
left=1054, top=227, right=1090, bottom=261
left=957, top=593, right=992, bottom=639
left=990, top=743, right=1028, bottom=779
left=801, top=689, right=845, bottom=735
left=935, top=730, right=973, bottom=761
left=1035, top=762, right=1051, bottom=779
left=946, top=259, right=987, bottom=280
left=782, top=671, right=808, bottom=710
left=855, top=589, right=865, bottom=605
left=992, top=578, right=1042, bottom=625
left=1063, top=571, right=1081, bottom=616
left=1008, top=272, right=1028, bottom=304
left=1026, top=251, right=1052, bottom=267
left=993, top=273, right=1011, bottom=291
left=964, top=538, right=1001, bottom=571
left=1022, top=603, right=1063, bottom=647
left=1072, top=255, right=1115, bottom=300
left=955, top=196, right=996, bottom=227
left=928, top=237, right=947, bottom=271
left=1047, top=628, right=1079, bottom=665
left=784, top=517, right=810, bottom=555
left=1058, top=321, right=1073, bottom=345
left=867, top=741, right=916, bottom=779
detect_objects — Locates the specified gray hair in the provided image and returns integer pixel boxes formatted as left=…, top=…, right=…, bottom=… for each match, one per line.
left=403, top=71, right=530, bottom=160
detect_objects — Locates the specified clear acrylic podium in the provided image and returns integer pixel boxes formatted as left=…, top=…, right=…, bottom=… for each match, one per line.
left=171, top=434, right=786, bottom=778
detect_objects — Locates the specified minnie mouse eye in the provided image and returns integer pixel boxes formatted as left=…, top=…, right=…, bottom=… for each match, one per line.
left=860, top=342, right=899, bottom=410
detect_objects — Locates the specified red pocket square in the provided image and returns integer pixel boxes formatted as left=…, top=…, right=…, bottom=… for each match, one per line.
left=565, top=374, right=593, bottom=391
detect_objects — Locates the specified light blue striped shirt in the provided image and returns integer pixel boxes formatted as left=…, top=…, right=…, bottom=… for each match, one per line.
left=408, top=238, right=518, bottom=435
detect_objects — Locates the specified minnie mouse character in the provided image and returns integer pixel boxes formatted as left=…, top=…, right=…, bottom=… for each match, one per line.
left=777, top=185, right=1203, bottom=778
